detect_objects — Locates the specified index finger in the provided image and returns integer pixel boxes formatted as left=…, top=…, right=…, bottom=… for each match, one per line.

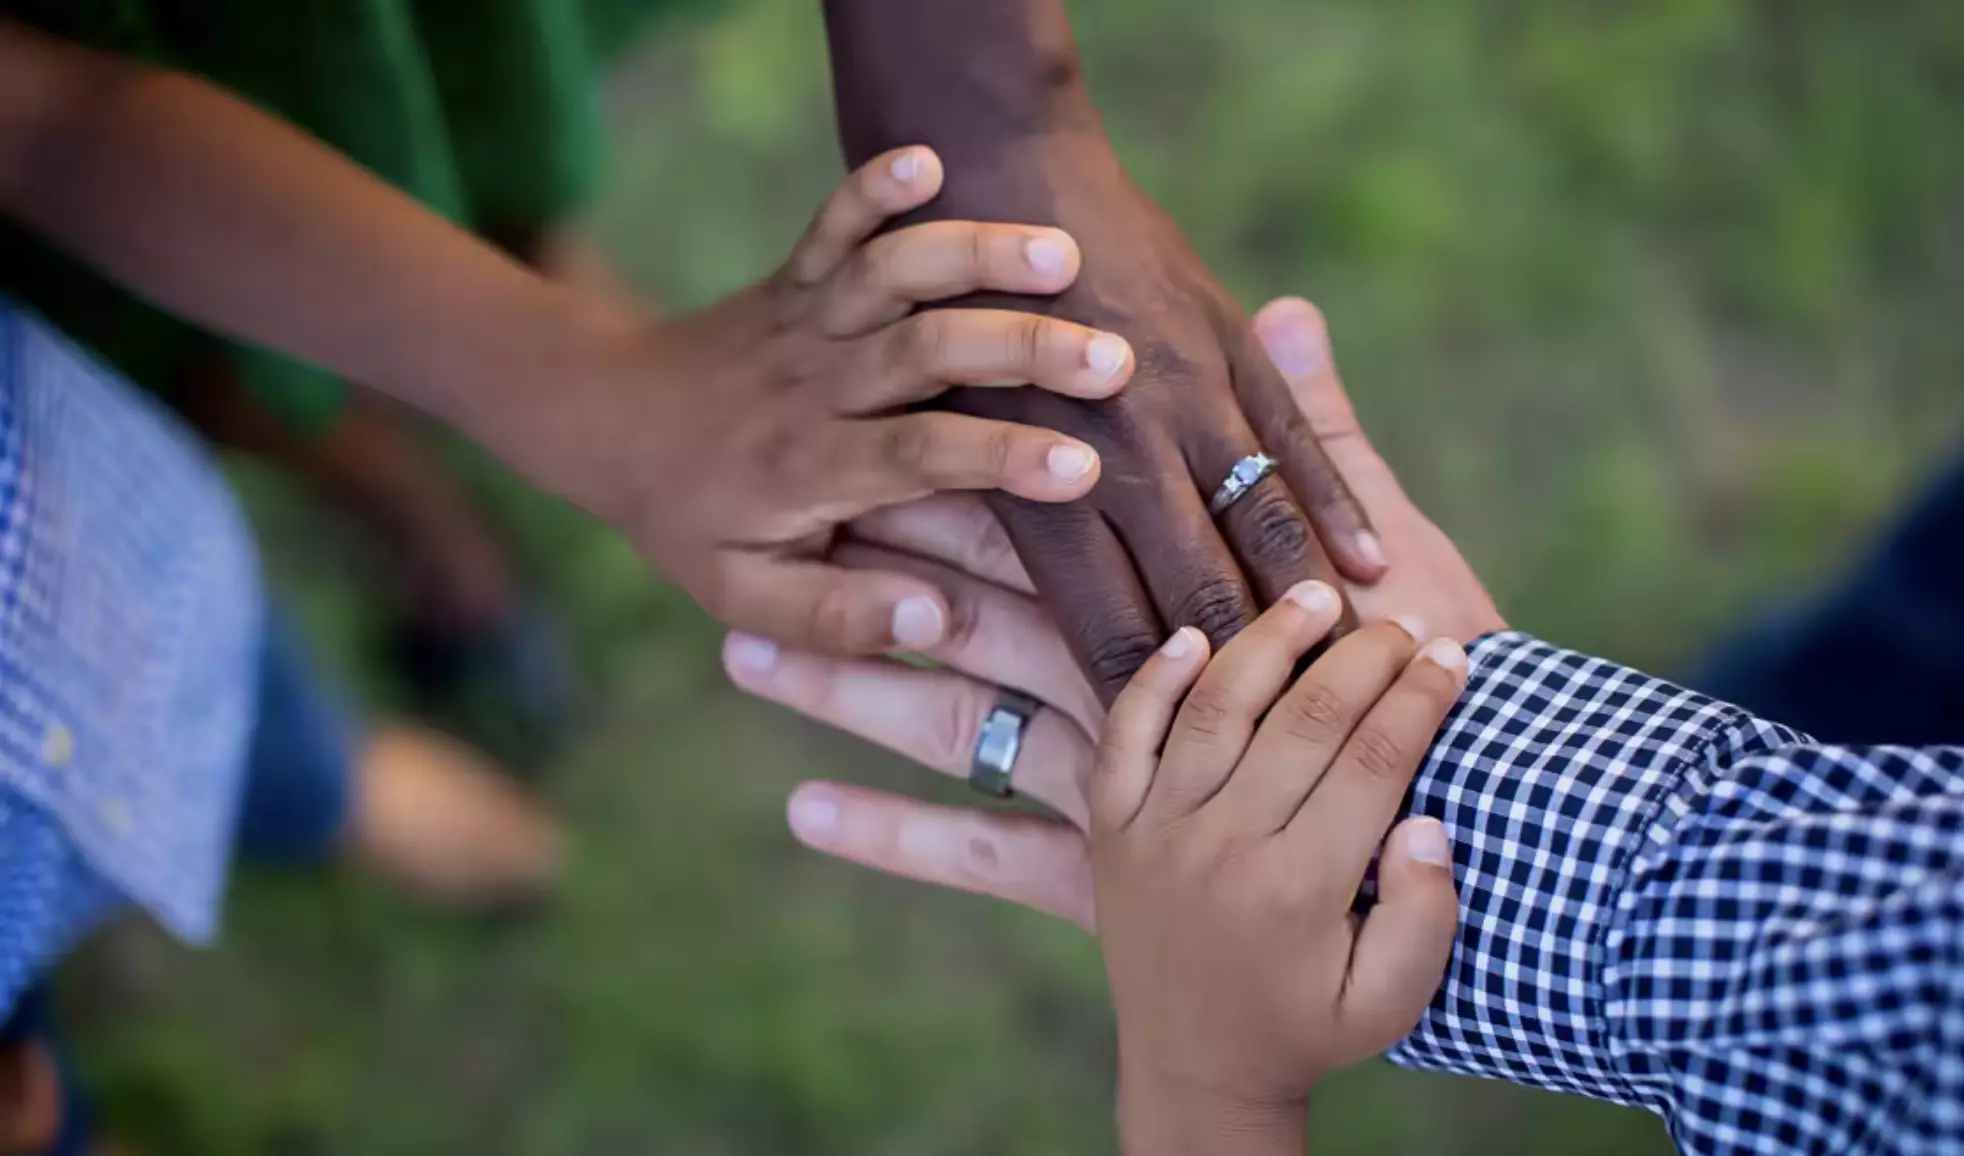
left=785, top=146, right=944, bottom=286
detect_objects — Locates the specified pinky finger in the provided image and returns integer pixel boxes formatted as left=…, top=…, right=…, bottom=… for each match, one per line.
left=786, top=782, right=1096, bottom=931
left=1094, top=626, right=1209, bottom=832
left=1340, top=816, right=1459, bottom=1055
left=787, top=147, right=944, bottom=286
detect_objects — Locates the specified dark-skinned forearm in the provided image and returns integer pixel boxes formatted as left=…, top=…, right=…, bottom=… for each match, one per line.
left=822, top=0, right=1113, bottom=224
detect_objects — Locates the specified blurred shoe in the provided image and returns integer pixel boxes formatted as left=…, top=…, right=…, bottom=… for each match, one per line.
left=392, top=598, right=579, bottom=776
left=349, top=724, right=562, bottom=909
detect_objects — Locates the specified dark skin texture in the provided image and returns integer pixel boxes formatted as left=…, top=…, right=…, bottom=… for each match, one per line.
left=823, top=0, right=1382, bottom=704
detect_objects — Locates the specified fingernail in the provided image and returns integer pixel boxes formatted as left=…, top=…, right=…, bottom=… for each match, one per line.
left=1085, top=333, right=1130, bottom=380
left=892, top=596, right=946, bottom=648
left=1264, top=317, right=1322, bottom=378
left=1283, top=580, right=1337, bottom=616
left=726, top=632, right=779, bottom=678
left=1420, top=637, right=1468, bottom=675
left=789, top=790, right=840, bottom=838
left=1389, top=614, right=1428, bottom=642
left=1046, top=442, right=1097, bottom=483
left=1025, top=233, right=1071, bottom=277
left=1406, top=818, right=1453, bottom=868
left=1160, top=626, right=1198, bottom=659
left=1353, top=530, right=1386, bottom=570
left=889, top=149, right=920, bottom=184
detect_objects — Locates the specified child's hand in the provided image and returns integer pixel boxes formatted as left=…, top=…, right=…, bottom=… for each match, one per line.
left=1091, top=585, right=1466, bottom=1154
left=505, top=146, right=1134, bottom=657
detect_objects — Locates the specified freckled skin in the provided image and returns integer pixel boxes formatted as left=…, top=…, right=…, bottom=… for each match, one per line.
left=824, top=0, right=1371, bottom=703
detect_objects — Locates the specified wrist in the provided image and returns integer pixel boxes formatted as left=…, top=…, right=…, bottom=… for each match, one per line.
left=825, top=0, right=1104, bottom=168
left=414, top=284, right=664, bottom=520
left=922, top=129, right=1127, bottom=231
left=1117, top=1070, right=1308, bottom=1156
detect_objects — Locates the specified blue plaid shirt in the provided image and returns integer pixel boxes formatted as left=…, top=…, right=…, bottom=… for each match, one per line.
left=0, top=300, right=258, bottom=1015
left=1397, top=631, right=1964, bottom=1155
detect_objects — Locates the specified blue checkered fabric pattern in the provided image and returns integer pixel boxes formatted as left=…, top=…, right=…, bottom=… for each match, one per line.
left=1393, top=631, right=1964, bottom=1155
left=0, top=300, right=259, bottom=1016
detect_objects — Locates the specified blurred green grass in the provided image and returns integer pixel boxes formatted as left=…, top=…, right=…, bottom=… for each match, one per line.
left=67, top=1, right=1964, bottom=1153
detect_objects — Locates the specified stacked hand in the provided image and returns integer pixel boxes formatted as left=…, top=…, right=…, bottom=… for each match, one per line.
left=1094, top=592, right=1464, bottom=1153
left=723, top=296, right=1504, bottom=926
left=480, top=146, right=1139, bottom=655
left=918, top=141, right=1394, bottom=699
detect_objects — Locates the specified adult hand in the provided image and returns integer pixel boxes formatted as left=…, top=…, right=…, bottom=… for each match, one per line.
left=722, top=296, right=1504, bottom=926
left=920, top=140, right=1388, bottom=701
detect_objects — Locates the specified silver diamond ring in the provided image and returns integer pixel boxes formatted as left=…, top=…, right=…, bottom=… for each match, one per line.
left=969, top=690, right=1041, bottom=798
left=1208, top=453, right=1278, bottom=516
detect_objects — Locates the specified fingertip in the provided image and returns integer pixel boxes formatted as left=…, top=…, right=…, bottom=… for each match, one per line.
left=1043, top=441, right=1102, bottom=495
left=1022, top=228, right=1080, bottom=286
left=882, top=146, right=944, bottom=209
left=1416, top=637, right=1468, bottom=682
left=722, top=631, right=781, bottom=687
left=1162, top=625, right=1212, bottom=686
left=1394, top=816, right=1454, bottom=874
left=1252, top=296, right=1327, bottom=381
left=787, top=783, right=843, bottom=845
left=1127, top=625, right=1208, bottom=696
left=891, top=591, right=949, bottom=650
left=1387, top=614, right=1428, bottom=644
left=1080, top=332, right=1134, bottom=396
left=1253, top=295, right=1321, bottom=329
left=1160, top=624, right=1207, bottom=664
left=1334, top=529, right=1389, bottom=584
left=1280, top=579, right=1343, bottom=628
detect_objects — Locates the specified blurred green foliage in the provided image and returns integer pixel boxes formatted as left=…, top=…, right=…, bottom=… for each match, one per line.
left=68, top=1, right=1963, bottom=1153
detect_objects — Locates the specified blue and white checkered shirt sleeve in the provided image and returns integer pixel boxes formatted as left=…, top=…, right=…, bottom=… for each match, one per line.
left=1390, top=631, right=1964, bottom=1155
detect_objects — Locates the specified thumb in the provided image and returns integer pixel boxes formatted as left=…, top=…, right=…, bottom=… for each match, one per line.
left=1251, top=298, right=1407, bottom=496
left=1339, top=816, right=1459, bottom=1055
left=713, top=553, right=952, bottom=655
left=1251, top=297, right=1361, bottom=444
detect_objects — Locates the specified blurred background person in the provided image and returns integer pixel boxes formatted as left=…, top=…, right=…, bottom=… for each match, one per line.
left=0, top=0, right=704, bottom=769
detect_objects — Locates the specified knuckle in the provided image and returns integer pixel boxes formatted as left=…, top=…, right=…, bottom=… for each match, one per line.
left=1236, top=487, right=1312, bottom=564
left=983, top=423, right=1019, bottom=479
left=865, top=239, right=907, bottom=296
left=803, top=580, right=866, bottom=650
left=1009, top=314, right=1046, bottom=372
left=1277, top=679, right=1349, bottom=745
left=882, top=419, right=939, bottom=475
left=1175, top=576, right=1254, bottom=648
left=893, top=312, right=947, bottom=376
left=933, top=686, right=990, bottom=766
left=1177, top=685, right=1233, bottom=742
left=1091, top=727, right=1132, bottom=787
left=941, top=585, right=985, bottom=653
left=967, top=224, right=991, bottom=285
left=1084, top=630, right=1160, bottom=700
left=1345, top=723, right=1412, bottom=784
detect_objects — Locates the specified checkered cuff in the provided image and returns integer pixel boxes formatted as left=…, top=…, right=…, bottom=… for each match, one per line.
left=1387, top=630, right=1794, bottom=1101
left=1385, top=632, right=1964, bottom=1155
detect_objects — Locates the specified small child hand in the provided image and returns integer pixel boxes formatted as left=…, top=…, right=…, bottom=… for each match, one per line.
left=1090, top=585, right=1466, bottom=1154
